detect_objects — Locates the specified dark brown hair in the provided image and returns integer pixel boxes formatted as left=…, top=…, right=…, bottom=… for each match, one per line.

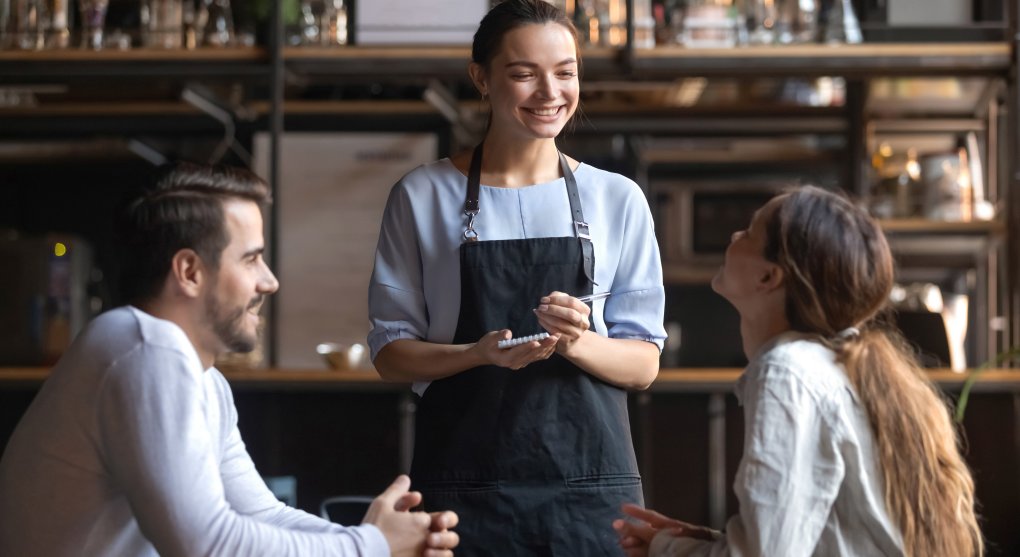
left=472, top=0, right=581, bottom=71
left=764, top=186, right=982, bottom=557
left=119, top=162, right=271, bottom=304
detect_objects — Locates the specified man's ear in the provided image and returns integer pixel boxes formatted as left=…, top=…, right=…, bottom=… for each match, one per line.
left=169, top=248, right=205, bottom=299
left=468, top=62, right=488, bottom=98
left=758, top=263, right=785, bottom=293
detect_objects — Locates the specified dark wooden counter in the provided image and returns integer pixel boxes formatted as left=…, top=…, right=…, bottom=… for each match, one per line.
left=4, top=367, right=1018, bottom=391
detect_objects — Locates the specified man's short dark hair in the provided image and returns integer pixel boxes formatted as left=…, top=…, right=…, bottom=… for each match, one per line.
left=118, top=162, right=271, bottom=305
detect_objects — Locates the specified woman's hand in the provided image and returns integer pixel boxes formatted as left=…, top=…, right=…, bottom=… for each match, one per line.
left=472, top=329, right=560, bottom=370
left=613, top=504, right=716, bottom=557
left=533, top=291, right=592, bottom=357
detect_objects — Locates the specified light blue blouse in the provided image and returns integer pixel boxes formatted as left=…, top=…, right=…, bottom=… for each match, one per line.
left=368, top=158, right=667, bottom=392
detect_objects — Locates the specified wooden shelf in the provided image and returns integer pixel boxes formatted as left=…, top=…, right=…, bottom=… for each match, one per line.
left=0, top=47, right=266, bottom=61
left=1, top=42, right=1008, bottom=84
left=0, top=47, right=269, bottom=80
left=0, top=101, right=209, bottom=116
left=631, top=43, right=1012, bottom=77
left=3, top=367, right=1018, bottom=393
left=279, top=43, right=1011, bottom=79
left=282, top=45, right=620, bottom=78
left=877, top=218, right=1006, bottom=234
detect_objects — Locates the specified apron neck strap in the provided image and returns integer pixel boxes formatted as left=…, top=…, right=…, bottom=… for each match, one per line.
left=465, top=143, right=586, bottom=226
left=464, top=143, right=596, bottom=285
left=558, top=151, right=589, bottom=241
left=465, top=143, right=483, bottom=215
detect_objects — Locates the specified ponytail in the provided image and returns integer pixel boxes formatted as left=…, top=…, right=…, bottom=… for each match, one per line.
left=839, top=327, right=983, bottom=557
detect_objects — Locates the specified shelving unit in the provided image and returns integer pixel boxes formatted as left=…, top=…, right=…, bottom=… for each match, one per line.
left=0, top=31, right=1015, bottom=370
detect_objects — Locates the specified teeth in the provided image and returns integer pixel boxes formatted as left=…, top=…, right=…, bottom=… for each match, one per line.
left=529, top=107, right=559, bottom=116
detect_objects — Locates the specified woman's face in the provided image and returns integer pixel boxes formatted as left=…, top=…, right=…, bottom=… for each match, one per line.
left=475, top=23, right=580, bottom=141
left=711, top=196, right=783, bottom=306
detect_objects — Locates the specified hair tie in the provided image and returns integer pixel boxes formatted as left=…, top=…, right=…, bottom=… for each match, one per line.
left=835, top=326, right=860, bottom=341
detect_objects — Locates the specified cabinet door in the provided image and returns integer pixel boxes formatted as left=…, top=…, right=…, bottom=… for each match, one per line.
left=254, top=132, right=437, bottom=368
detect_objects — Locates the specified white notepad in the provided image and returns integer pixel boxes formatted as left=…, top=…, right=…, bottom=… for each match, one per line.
left=497, top=333, right=550, bottom=349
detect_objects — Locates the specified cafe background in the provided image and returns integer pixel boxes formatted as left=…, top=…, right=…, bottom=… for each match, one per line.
left=1, top=0, right=1019, bottom=553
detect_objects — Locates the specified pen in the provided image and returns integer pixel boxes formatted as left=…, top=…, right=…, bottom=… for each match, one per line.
left=576, top=292, right=611, bottom=303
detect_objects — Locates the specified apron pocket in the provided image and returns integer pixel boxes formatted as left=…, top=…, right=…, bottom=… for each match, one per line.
left=564, top=474, right=642, bottom=490
left=418, top=480, right=500, bottom=494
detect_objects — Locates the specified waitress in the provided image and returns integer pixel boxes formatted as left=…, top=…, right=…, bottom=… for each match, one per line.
left=368, top=0, right=666, bottom=554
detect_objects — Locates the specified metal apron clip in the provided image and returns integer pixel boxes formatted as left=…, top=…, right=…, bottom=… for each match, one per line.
left=463, top=209, right=479, bottom=242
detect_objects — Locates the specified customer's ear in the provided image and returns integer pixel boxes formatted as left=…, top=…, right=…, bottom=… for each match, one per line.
left=170, top=248, right=205, bottom=299
left=758, top=263, right=784, bottom=293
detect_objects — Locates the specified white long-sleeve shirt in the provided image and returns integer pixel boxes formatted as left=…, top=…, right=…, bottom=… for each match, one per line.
left=0, top=306, right=387, bottom=557
left=651, top=332, right=904, bottom=557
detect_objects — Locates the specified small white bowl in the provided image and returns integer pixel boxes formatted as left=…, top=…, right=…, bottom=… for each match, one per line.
left=316, top=342, right=367, bottom=371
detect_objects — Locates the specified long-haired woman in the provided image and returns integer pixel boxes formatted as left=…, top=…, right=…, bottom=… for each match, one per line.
left=615, top=186, right=982, bottom=556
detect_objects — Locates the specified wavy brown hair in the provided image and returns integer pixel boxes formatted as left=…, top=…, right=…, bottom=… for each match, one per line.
left=763, top=186, right=982, bottom=556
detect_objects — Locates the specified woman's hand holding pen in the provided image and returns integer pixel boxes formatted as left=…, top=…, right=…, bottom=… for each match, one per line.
left=473, top=329, right=560, bottom=370
left=533, top=291, right=592, bottom=357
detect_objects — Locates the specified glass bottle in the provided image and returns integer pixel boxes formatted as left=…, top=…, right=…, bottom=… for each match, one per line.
left=822, top=0, right=861, bottom=44
left=200, top=0, right=233, bottom=47
left=78, top=0, right=108, bottom=50
left=893, top=148, right=921, bottom=218
left=320, top=0, right=346, bottom=46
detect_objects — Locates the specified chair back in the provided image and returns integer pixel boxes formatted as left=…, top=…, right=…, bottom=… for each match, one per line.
left=319, top=495, right=374, bottom=526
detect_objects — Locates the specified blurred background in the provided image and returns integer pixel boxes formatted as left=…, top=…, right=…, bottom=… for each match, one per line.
left=1, top=0, right=1018, bottom=554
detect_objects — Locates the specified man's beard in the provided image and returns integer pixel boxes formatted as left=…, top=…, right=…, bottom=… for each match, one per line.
left=206, top=293, right=262, bottom=354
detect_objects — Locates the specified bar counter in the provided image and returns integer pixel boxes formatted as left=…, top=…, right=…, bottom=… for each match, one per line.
left=3, top=367, right=1019, bottom=392
left=1, top=366, right=1017, bottom=542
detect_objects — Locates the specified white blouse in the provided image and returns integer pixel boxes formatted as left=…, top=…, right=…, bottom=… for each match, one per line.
left=650, top=332, right=904, bottom=557
left=368, top=158, right=667, bottom=393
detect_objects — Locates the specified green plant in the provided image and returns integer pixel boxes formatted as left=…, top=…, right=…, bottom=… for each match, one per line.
left=252, top=0, right=301, bottom=25
left=953, top=345, right=1020, bottom=423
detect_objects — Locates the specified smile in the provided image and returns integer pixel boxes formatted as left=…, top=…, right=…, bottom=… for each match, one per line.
left=524, top=106, right=563, bottom=117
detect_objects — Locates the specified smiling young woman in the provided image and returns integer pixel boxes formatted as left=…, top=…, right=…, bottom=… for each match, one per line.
left=367, top=0, right=667, bottom=554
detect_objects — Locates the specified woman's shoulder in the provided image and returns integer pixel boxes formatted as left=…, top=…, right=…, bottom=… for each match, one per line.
left=575, top=163, right=645, bottom=203
left=746, top=333, right=850, bottom=400
left=396, top=158, right=460, bottom=187
left=388, top=159, right=466, bottom=202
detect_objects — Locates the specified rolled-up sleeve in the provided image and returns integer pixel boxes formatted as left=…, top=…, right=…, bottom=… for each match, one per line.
left=368, top=181, right=429, bottom=361
left=603, top=185, right=666, bottom=351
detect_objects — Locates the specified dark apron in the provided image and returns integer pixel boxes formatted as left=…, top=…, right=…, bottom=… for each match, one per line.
left=411, top=145, right=642, bottom=556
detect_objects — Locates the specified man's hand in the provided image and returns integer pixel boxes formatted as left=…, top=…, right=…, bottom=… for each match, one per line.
left=423, top=511, right=459, bottom=557
left=361, top=476, right=431, bottom=557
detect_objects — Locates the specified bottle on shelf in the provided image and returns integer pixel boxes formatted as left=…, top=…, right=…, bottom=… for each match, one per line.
left=199, top=0, right=233, bottom=47
left=321, top=0, right=347, bottom=46
left=821, top=0, right=862, bottom=44
left=5, top=0, right=72, bottom=50
left=141, top=0, right=184, bottom=49
left=78, top=0, right=108, bottom=50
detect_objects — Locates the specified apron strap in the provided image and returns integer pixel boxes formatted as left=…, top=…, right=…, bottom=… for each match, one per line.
left=559, top=152, right=597, bottom=286
left=463, top=143, right=596, bottom=285
left=463, top=143, right=483, bottom=242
